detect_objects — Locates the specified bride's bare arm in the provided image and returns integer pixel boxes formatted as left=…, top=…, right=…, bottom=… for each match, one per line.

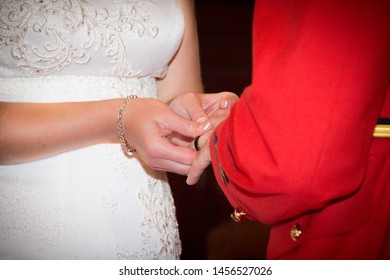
left=0, top=99, right=120, bottom=164
left=0, top=99, right=210, bottom=174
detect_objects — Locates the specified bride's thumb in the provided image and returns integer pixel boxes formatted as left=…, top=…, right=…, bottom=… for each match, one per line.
left=167, top=115, right=213, bottom=139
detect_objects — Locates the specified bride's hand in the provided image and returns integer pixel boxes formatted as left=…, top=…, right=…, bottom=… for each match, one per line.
left=168, top=91, right=239, bottom=147
left=122, top=98, right=212, bottom=175
left=169, top=91, right=239, bottom=121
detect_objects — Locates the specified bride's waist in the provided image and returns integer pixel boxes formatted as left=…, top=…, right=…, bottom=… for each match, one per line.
left=0, top=75, right=157, bottom=102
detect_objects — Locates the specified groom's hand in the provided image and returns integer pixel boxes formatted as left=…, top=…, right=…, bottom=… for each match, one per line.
left=186, top=130, right=213, bottom=185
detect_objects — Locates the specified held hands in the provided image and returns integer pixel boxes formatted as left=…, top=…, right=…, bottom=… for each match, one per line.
left=121, top=97, right=210, bottom=175
left=168, top=91, right=238, bottom=147
left=170, top=91, right=238, bottom=182
left=169, top=91, right=239, bottom=122
left=122, top=92, right=237, bottom=176
left=183, top=93, right=237, bottom=185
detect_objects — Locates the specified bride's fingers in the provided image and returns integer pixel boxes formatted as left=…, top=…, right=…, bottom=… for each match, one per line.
left=181, top=92, right=211, bottom=123
left=170, top=92, right=210, bottom=123
left=199, top=92, right=239, bottom=115
left=209, top=110, right=230, bottom=124
left=167, top=132, right=192, bottom=147
left=161, top=108, right=213, bottom=139
left=219, top=94, right=239, bottom=110
left=148, top=158, right=191, bottom=175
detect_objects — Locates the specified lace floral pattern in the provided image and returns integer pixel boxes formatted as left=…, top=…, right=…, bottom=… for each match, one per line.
left=0, top=0, right=182, bottom=77
left=138, top=177, right=181, bottom=258
left=0, top=176, right=80, bottom=251
left=115, top=176, right=181, bottom=260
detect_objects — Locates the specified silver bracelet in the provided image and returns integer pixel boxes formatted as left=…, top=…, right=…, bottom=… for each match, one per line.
left=117, top=95, right=138, bottom=154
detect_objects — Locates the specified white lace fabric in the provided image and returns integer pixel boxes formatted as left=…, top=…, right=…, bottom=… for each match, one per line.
left=0, top=0, right=183, bottom=259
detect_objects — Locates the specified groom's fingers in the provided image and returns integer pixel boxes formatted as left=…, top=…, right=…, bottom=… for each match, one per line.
left=188, top=130, right=213, bottom=151
left=186, top=145, right=211, bottom=185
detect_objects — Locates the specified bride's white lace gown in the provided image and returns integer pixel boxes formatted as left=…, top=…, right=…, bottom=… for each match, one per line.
left=0, top=0, right=183, bottom=259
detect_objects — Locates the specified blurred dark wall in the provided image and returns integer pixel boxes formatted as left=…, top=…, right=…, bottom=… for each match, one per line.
left=196, top=0, right=254, bottom=94
left=169, top=0, right=270, bottom=260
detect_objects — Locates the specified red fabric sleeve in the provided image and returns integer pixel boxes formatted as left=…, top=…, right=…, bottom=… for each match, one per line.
left=210, top=0, right=390, bottom=224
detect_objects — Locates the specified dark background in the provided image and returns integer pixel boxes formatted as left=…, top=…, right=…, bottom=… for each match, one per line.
left=169, top=0, right=271, bottom=260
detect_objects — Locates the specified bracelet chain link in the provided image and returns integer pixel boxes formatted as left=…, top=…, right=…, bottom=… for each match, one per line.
left=117, top=95, right=138, bottom=154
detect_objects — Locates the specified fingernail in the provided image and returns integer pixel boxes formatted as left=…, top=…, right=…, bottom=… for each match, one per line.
left=197, top=117, right=207, bottom=123
left=223, top=100, right=230, bottom=109
left=199, top=122, right=212, bottom=131
left=186, top=177, right=194, bottom=185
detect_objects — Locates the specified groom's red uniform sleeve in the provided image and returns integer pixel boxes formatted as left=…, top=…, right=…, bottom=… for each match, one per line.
left=209, top=0, right=390, bottom=259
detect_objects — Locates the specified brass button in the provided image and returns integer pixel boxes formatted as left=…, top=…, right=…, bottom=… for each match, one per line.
left=290, top=224, right=302, bottom=241
left=231, top=208, right=247, bottom=222
left=373, top=124, right=390, bottom=137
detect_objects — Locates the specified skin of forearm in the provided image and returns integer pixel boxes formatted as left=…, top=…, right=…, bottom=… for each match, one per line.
left=0, top=99, right=121, bottom=164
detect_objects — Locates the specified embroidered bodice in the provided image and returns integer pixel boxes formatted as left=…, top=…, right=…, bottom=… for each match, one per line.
left=0, top=0, right=183, bottom=78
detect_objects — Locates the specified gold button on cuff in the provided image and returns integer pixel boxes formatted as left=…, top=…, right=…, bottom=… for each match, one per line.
left=373, top=124, right=390, bottom=138
left=231, top=208, right=247, bottom=222
left=290, top=224, right=302, bottom=241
